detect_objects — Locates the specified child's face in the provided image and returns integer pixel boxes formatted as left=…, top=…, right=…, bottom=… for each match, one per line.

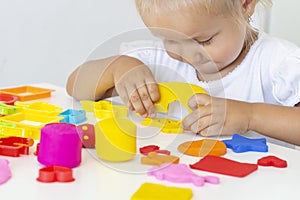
left=142, top=8, right=247, bottom=78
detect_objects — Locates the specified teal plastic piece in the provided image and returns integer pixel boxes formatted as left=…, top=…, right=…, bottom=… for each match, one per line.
left=59, top=109, right=87, bottom=125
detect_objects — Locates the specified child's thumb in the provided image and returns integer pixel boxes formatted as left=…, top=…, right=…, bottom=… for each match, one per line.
left=188, top=93, right=211, bottom=110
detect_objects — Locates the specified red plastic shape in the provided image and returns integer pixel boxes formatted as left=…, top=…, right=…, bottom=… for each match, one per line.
left=190, top=155, right=258, bottom=177
left=0, top=136, right=34, bottom=157
left=257, top=155, right=288, bottom=168
left=36, top=165, right=75, bottom=183
left=0, top=94, right=18, bottom=105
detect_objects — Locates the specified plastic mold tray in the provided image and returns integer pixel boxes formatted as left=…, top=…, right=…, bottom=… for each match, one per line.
left=0, top=86, right=54, bottom=101
left=15, top=101, right=63, bottom=116
left=80, top=100, right=128, bottom=119
left=0, top=113, right=63, bottom=139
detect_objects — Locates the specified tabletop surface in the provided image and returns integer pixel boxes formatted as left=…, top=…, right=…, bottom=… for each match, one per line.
left=1, top=83, right=300, bottom=200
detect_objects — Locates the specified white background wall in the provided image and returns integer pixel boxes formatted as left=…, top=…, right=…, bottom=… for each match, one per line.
left=0, top=0, right=299, bottom=88
left=0, top=0, right=144, bottom=87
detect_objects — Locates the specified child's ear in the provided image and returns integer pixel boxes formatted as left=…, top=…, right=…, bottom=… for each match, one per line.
left=241, top=0, right=257, bottom=16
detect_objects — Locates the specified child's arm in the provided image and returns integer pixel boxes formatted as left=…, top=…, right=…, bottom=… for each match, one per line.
left=66, top=55, right=159, bottom=117
left=181, top=93, right=300, bottom=146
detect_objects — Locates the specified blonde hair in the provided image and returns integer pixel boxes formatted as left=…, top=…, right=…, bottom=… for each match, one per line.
left=135, top=0, right=272, bottom=49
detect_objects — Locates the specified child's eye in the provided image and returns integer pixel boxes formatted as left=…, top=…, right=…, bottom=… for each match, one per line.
left=195, top=38, right=213, bottom=46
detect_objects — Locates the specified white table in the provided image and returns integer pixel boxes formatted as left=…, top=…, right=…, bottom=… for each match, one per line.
left=1, top=83, right=300, bottom=200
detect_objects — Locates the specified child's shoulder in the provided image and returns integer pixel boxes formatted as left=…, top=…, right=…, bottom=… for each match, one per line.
left=256, top=32, right=299, bottom=53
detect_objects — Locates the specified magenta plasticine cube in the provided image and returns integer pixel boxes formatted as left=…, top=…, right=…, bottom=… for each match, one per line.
left=37, top=123, right=82, bottom=168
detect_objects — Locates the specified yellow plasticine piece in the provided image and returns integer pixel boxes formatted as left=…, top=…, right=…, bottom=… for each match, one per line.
left=141, top=118, right=183, bottom=134
left=131, top=182, right=193, bottom=200
left=14, top=101, right=63, bottom=116
left=95, top=117, right=136, bottom=162
left=80, top=100, right=128, bottom=119
left=155, top=82, right=207, bottom=113
left=0, top=112, right=63, bottom=139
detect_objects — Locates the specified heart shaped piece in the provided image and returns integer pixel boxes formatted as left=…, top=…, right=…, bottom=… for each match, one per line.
left=37, top=165, right=75, bottom=183
left=257, top=155, right=287, bottom=168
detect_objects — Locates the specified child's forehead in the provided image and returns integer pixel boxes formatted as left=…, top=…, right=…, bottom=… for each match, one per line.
left=143, top=11, right=224, bottom=40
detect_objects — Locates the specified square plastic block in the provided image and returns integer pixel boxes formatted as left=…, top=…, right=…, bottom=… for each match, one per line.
left=0, top=86, right=54, bottom=101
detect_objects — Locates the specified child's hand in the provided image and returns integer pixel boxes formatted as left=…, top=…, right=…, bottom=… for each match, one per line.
left=181, top=93, right=252, bottom=136
left=114, top=64, right=159, bottom=118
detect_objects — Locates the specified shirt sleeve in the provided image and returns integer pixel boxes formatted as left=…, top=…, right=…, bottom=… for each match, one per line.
left=271, top=48, right=300, bottom=106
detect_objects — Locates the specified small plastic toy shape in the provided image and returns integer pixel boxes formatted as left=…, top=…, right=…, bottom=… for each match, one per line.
left=190, top=155, right=258, bottom=177
left=0, top=122, right=38, bottom=139
left=0, top=103, right=18, bottom=115
left=95, top=117, right=136, bottom=162
left=0, top=94, right=18, bottom=105
left=36, top=165, right=75, bottom=183
left=222, top=134, right=268, bottom=153
left=130, top=182, right=193, bottom=200
left=257, top=155, right=288, bottom=168
left=141, top=118, right=183, bottom=133
left=0, top=136, right=34, bottom=157
left=148, top=163, right=220, bottom=186
left=38, top=123, right=82, bottom=168
left=0, top=158, right=12, bottom=185
left=80, top=100, right=128, bottom=119
left=77, top=123, right=95, bottom=148
left=0, top=112, right=63, bottom=139
left=178, top=139, right=227, bottom=157
left=0, top=86, right=54, bottom=101
left=59, top=109, right=87, bottom=125
left=154, top=82, right=207, bottom=113
left=139, top=145, right=160, bottom=155
left=139, top=145, right=171, bottom=156
left=15, top=101, right=63, bottom=116
left=141, top=152, right=179, bottom=166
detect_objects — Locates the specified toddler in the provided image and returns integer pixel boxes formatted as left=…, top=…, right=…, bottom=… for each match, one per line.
left=67, top=0, right=300, bottom=147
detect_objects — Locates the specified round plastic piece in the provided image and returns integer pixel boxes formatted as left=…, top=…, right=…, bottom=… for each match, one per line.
left=0, top=94, right=18, bottom=105
left=37, top=123, right=82, bottom=168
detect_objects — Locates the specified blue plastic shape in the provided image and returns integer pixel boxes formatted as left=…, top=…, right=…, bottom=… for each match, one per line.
left=222, top=134, right=268, bottom=153
left=59, top=109, right=87, bottom=125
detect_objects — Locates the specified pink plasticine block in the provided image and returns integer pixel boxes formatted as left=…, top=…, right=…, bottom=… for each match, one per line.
left=0, top=158, right=12, bottom=185
left=148, top=163, right=220, bottom=186
left=38, top=123, right=82, bottom=168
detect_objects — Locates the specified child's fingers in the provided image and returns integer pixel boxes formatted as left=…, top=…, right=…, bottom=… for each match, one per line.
left=181, top=105, right=211, bottom=129
left=146, top=82, right=160, bottom=103
left=137, top=85, right=156, bottom=117
left=188, top=93, right=211, bottom=110
left=189, top=115, right=212, bottom=134
left=129, top=89, right=148, bottom=117
left=197, top=123, right=222, bottom=137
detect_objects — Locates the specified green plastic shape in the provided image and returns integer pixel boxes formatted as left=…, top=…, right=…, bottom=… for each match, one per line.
left=0, top=103, right=18, bottom=115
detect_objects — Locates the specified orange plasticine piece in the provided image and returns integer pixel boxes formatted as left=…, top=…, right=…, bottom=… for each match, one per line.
left=141, top=152, right=179, bottom=166
left=178, top=139, right=227, bottom=157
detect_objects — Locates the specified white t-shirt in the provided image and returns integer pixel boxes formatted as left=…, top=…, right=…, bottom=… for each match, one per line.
left=120, top=32, right=300, bottom=148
